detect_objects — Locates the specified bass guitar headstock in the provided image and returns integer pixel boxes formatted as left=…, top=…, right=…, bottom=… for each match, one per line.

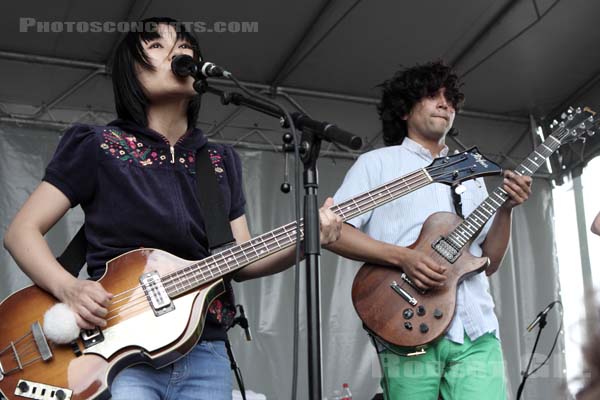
left=426, top=147, right=502, bottom=185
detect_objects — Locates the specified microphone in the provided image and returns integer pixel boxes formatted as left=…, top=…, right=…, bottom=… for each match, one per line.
left=171, top=54, right=229, bottom=79
left=290, top=112, right=363, bottom=150
left=526, top=302, right=556, bottom=332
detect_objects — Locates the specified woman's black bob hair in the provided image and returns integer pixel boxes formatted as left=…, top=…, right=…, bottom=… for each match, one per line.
left=111, top=17, right=203, bottom=128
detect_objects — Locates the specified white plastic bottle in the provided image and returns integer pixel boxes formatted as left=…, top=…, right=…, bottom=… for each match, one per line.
left=341, top=383, right=352, bottom=400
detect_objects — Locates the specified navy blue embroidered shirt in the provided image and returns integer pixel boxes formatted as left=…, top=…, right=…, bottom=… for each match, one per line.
left=43, top=119, right=246, bottom=340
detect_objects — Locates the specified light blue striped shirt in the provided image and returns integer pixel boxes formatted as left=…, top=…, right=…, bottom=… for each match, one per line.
left=333, top=138, right=499, bottom=344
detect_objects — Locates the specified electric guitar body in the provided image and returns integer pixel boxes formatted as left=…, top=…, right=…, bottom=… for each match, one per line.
left=352, top=212, right=489, bottom=348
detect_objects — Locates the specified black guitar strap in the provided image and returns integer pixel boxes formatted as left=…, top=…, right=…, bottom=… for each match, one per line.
left=451, top=185, right=464, bottom=219
left=56, top=225, right=87, bottom=277
left=57, top=145, right=236, bottom=274
left=194, top=145, right=236, bottom=252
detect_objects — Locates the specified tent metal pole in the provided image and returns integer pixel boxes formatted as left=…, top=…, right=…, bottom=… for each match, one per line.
left=0, top=116, right=360, bottom=160
left=270, top=0, right=365, bottom=86
left=268, top=0, right=336, bottom=89
left=0, top=50, right=529, bottom=124
left=9, top=70, right=103, bottom=119
left=103, top=0, right=154, bottom=62
left=572, top=171, right=597, bottom=333
left=450, top=0, right=521, bottom=69
left=0, top=50, right=106, bottom=71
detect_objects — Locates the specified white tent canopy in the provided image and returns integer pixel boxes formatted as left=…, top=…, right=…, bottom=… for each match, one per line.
left=1, top=0, right=600, bottom=160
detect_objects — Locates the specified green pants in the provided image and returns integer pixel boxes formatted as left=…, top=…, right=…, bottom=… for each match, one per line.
left=378, top=333, right=507, bottom=400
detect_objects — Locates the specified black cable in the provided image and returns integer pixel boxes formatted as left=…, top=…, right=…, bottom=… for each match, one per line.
left=366, top=327, right=426, bottom=358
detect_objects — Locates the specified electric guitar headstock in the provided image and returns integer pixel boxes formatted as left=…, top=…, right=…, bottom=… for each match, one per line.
left=549, top=106, right=596, bottom=144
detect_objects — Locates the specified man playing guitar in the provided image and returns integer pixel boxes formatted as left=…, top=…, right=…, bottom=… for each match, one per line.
left=327, top=61, right=532, bottom=400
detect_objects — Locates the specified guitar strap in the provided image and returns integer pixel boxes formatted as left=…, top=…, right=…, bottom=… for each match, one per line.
left=57, top=144, right=236, bottom=274
left=450, top=185, right=464, bottom=219
left=194, top=145, right=236, bottom=252
left=56, top=225, right=87, bottom=277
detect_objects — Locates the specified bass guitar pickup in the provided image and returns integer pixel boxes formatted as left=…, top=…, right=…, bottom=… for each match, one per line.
left=140, top=271, right=175, bottom=316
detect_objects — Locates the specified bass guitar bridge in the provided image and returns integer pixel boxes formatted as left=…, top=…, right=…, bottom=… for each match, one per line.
left=432, top=236, right=460, bottom=264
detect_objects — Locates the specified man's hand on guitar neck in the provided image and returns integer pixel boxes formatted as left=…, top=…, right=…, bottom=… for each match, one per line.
left=482, top=170, right=532, bottom=276
left=501, top=170, right=532, bottom=209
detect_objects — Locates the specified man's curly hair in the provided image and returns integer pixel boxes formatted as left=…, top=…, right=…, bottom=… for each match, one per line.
left=377, top=61, right=465, bottom=146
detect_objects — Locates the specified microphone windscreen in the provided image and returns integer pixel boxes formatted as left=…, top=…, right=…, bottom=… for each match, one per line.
left=171, top=55, right=196, bottom=77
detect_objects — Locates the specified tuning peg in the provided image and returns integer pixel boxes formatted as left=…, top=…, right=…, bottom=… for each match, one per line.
left=588, top=116, right=595, bottom=122
left=576, top=107, right=582, bottom=114
left=568, top=114, right=574, bottom=121
left=568, top=106, right=574, bottom=113
left=588, top=130, right=596, bottom=137
left=561, top=113, right=567, bottom=120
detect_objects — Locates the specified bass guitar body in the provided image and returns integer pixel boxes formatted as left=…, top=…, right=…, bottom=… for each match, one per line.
left=0, top=248, right=224, bottom=400
left=352, top=212, right=489, bottom=348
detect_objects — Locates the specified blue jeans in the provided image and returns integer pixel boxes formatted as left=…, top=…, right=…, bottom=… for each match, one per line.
left=110, top=340, right=232, bottom=400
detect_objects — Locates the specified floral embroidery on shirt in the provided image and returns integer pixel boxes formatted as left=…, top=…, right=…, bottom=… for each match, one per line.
left=208, top=148, right=225, bottom=178
left=208, top=298, right=236, bottom=327
left=100, top=128, right=197, bottom=173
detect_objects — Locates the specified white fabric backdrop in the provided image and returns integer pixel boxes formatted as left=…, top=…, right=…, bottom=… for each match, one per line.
left=0, top=124, right=566, bottom=399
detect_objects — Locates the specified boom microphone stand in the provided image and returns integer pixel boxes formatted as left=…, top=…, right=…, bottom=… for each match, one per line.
left=192, top=78, right=362, bottom=400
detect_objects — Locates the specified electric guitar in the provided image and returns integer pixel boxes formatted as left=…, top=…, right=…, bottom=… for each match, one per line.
left=352, top=107, right=597, bottom=349
left=0, top=147, right=501, bottom=400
